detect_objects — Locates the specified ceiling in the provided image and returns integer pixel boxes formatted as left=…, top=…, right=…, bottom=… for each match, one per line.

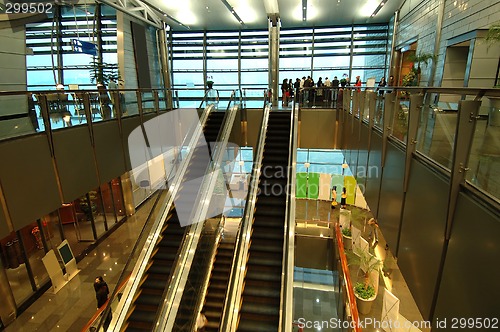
left=149, top=0, right=404, bottom=31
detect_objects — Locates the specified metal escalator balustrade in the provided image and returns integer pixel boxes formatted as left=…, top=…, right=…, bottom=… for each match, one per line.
left=121, top=110, right=226, bottom=331
left=237, top=111, right=292, bottom=332
left=202, top=238, right=237, bottom=331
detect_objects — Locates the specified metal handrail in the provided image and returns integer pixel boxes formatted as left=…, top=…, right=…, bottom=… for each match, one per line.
left=81, top=274, right=131, bottom=332
left=155, top=100, right=239, bottom=332
left=335, top=223, right=362, bottom=332
left=180, top=104, right=241, bottom=331
left=280, top=101, right=298, bottom=331
left=92, top=106, right=202, bottom=331
left=219, top=98, right=271, bottom=331
left=107, top=105, right=214, bottom=331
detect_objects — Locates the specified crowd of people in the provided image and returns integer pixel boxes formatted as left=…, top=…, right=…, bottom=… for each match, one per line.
left=280, top=75, right=394, bottom=107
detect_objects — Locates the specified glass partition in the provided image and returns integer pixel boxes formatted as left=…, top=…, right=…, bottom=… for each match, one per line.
left=466, top=98, right=500, bottom=199
left=391, top=96, right=411, bottom=144
left=18, top=223, right=49, bottom=290
left=0, top=231, right=34, bottom=305
left=416, top=99, right=458, bottom=170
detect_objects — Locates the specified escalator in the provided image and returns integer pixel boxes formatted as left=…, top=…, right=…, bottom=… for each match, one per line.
left=237, top=111, right=292, bottom=332
left=203, top=238, right=237, bottom=331
left=123, top=110, right=226, bottom=331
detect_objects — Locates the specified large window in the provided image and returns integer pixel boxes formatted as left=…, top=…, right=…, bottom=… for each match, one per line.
left=170, top=24, right=388, bottom=103
left=26, top=5, right=117, bottom=90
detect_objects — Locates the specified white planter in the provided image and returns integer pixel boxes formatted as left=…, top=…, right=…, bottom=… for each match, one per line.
left=355, top=292, right=376, bottom=315
left=342, top=234, right=352, bottom=250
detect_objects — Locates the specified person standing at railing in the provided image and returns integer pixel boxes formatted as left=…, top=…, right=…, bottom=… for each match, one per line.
left=281, top=78, right=289, bottom=106
left=340, top=187, right=347, bottom=209
left=331, top=186, right=338, bottom=209
left=377, top=77, right=387, bottom=96
left=94, top=276, right=112, bottom=330
left=354, top=76, right=362, bottom=92
left=332, top=76, right=340, bottom=107
left=294, top=78, right=301, bottom=103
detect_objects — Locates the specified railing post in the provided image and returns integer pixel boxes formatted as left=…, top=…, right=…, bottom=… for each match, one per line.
left=382, top=92, right=395, bottom=167
left=352, top=90, right=359, bottom=118
left=367, top=90, right=377, bottom=149
left=153, top=90, right=160, bottom=114
left=403, top=94, right=424, bottom=192
left=136, top=91, right=143, bottom=116
left=445, top=100, right=481, bottom=239
left=343, top=88, right=351, bottom=114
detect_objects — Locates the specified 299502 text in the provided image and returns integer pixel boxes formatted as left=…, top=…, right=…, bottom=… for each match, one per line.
left=4, top=2, right=53, bottom=14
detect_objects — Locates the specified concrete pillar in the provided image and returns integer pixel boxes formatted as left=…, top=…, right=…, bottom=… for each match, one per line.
left=268, top=15, right=280, bottom=107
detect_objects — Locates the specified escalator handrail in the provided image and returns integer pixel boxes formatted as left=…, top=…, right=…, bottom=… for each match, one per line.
left=81, top=274, right=131, bottom=332
left=279, top=101, right=299, bottom=331
left=199, top=89, right=220, bottom=109
left=154, top=104, right=240, bottom=332
left=107, top=105, right=215, bottom=331
left=219, top=101, right=272, bottom=332
left=225, top=89, right=243, bottom=112
left=92, top=104, right=210, bottom=332
left=182, top=103, right=242, bottom=331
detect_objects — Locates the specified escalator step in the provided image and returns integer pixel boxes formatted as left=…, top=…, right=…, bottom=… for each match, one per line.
left=148, top=263, right=172, bottom=275
left=240, top=301, right=280, bottom=316
left=128, top=309, right=156, bottom=324
left=237, top=319, right=278, bottom=332
left=245, top=270, right=281, bottom=284
left=243, top=285, right=280, bottom=298
left=250, top=240, right=282, bottom=253
left=135, top=293, right=162, bottom=306
left=246, top=255, right=282, bottom=268
left=141, top=277, right=168, bottom=290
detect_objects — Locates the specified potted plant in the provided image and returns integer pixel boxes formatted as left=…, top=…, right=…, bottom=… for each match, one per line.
left=347, top=249, right=382, bottom=314
left=341, top=227, right=352, bottom=250
left=407, top=51, right=436, bottom=76
left=339, top=207, right=371, bottom=250
left=339, top=208, right=352, bottom=249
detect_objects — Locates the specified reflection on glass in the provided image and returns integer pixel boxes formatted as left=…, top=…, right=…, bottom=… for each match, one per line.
left=0, top=232, right=33, bottom=305
left=374, top=95, right=385, bottom=129
left=391, top=97, right=410, bottom=143
left=111, top=178, right=127, bottom=222
left=60, top=199, right=94, bottom=257
left=19, top=223, right=49, bottom=289
left=41, top=211, right=63, bottom=252
left=416, top=103, right=457, bottom=170
left=91, top=189, right=108, bottom=238
left=141, top=91, right=156, bottom=114
left=466, top=101, right=500, bottom=199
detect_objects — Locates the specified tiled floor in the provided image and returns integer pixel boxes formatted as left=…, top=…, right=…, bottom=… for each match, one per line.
left=5, top=197, right=157, bottom=332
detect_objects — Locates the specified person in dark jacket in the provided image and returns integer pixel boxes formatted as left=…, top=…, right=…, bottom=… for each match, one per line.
left=94, top=276, right=112, bottom=330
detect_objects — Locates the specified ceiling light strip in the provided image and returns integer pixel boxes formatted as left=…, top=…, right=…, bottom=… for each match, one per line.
left=302, top=0, right=307, bottom=21
left=371, top=0, right=386, bottom=17
left=220, top=0, right=245, bottom=25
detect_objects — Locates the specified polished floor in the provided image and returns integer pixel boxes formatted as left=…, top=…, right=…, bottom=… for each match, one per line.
left=4, top=197, right=157, bottom=332
left=5, top=194, right=428, bottom=332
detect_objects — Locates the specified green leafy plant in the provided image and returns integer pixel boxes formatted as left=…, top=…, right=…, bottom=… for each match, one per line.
left=407, top=51, right=436, bottom=74
left=346, top=249, right=382, bottom=299
left=342, top=227, right=352, bottom=237
left=89, top=58, right=121, bottom=87
left=402, top=69, right=418, bottom=87
left=354, top=282, right=376, bottom=300
left=486, top=22, right=500, bottom=45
